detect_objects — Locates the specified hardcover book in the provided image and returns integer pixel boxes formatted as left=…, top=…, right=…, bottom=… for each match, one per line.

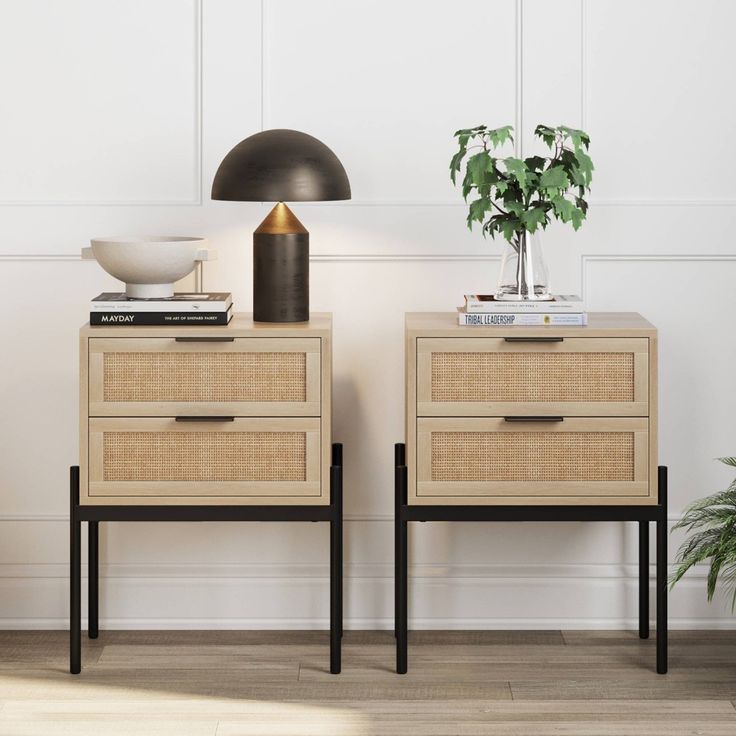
left=91, top=292, right=232, bottom=313
left=90, top=306, right=233, bottom=326
left=465, top=294, right=584, bottom=313
left=457, top=308, right=587, bottom=326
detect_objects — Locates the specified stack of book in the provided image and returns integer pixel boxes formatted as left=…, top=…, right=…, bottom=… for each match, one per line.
left=90, top=292, right=233, bottom=326
left=458, top=294, right=586, bottom=326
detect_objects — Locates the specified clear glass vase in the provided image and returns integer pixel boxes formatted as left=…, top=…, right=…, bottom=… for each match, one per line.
left=495, top=230, right=552, bottom=301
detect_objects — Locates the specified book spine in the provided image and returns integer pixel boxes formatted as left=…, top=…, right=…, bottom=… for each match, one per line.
left=90, top=312, right=233, bottom=326
left=90, top=302, right=231, bottom=313
left=465, top=302, right=584, bottom=313
left=458, top=313, right=587, bottom=326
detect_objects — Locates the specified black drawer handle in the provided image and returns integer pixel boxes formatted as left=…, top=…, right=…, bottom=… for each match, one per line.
left=175, top=416, right=235, bottom=422
left=504, top=337, right=564, bottom=343
left=175, top=337, right=235, bottom=342
left=504, top=416, right=564, bottom=422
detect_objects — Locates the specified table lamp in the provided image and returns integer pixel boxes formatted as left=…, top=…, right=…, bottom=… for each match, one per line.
left=211, top=129, right=351, bottom=322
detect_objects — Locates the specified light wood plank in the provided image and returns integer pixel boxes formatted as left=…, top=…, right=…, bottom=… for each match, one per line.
left=0, top=719, right=218, bottom=736
left=1, top=631, right=735, bottom=736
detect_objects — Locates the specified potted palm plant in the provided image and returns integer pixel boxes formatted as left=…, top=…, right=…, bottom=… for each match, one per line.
left=449, top=124, right=593, bottom=300
left=672, top=457, right=736, bottom=608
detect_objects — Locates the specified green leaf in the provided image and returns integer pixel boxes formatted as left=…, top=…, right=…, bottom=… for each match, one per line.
left=500, top=217, right=522, bottom=242
left=488, top=125, right=514, bottom=148
left=505, top=200, right=525, bottom=216
left=720, top=457, right=736, bottom=467
left=466, top=151, right=493, bottom=186
left=534, top=124, right=557, bottom=149
left=574, top=149, right=594, bottom=186
left=466, top=197, right=490, bottom=231
left=575, top=195, right=589, bottom=215
left=559, top=149, right=586, bottom=187
left=520, top=206, right=548, bottom=233
left=483, top=213, right=509, bottom=240
left=524, top=155, right=546, bottom=173
left=539, top=165, right=569, bottom=192
left=550, top=195, right=586, bottom=229
left=569, top=206, right=585, bottom=230
left=453, top=125, right=486, bottom=138
left=503, top=157, right=528, bottom=191
left=559, top=125, right=591, bottom=151
left=449, top=148, right=467, bottom=185
left=550, top=195, right=574, bottom=221
left=461, top=169, right=474, bottom=200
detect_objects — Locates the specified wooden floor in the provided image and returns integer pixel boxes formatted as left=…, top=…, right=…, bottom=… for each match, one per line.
left=0, top=630, right=735, bottom=735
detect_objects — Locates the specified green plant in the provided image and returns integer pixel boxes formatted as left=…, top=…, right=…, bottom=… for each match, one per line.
left=449, top=124, right=594, bottom=243
left=672, top=457, right=736, bottom=608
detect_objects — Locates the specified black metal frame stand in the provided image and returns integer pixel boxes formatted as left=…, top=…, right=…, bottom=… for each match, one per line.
left=70, top=443, right=343, bottom=675
left=394, top=443, right=668, bottom=675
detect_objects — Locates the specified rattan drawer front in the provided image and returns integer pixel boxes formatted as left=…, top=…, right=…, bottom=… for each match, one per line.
left=416, top=417, right=649, bottom=501
left=88, top=417, right=321, bottom=499
left=88, top=338, right=320, bottom=416
left=417, top=337, right=649, bottom=416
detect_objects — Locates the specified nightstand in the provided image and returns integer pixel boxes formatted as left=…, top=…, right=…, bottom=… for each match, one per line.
left=395, top=312, right=667, bottom=673
left=71, top=313, right=343, bottom=673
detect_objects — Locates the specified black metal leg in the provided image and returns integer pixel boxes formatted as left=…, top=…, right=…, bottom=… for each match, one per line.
left=394, top=444, right=404, bottom=639
left=88, top=521, right=99, bottom=640
left=638, top=521, right=649, bottom=639
left=329, top=443, right=343, bottom=674
left=337, top=446, right=343, bottom=639
left=656, top=466, right=668, bottom=674
left=395, top=444, right=408, bottom=674
left=70, top=467, right=81, bottom=675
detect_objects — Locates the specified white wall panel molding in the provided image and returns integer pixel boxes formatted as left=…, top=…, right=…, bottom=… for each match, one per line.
left=580, top=254, right=736, bottom=300
left=0, top=0, right=202, bottom=206
left=579, top=0, right=586, bottom=131
left=310, top=254, right=500, bottom=263
left=0, top=255, right=83, bottom=262
left=514, top=0, right=524, bottom=157
left=0, top=254, right=499, bottom=263
left=262, top=0, right=519, bottom=205
left=582, top=0, right=736, bottom=205
left=588, top=200, right=736, bottom=208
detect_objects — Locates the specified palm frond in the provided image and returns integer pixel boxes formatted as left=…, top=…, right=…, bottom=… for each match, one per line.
left=671, top=457, right=736, bottom=609
left=673, top=489, right=736, bottom=530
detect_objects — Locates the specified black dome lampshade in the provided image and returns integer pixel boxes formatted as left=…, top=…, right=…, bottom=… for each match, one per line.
left=211, top=129, right=351, bottom=323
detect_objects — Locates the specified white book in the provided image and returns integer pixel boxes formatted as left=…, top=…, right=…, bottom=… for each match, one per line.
left=465, top=294, right=584, bottom=313
left=90, top=292, right=232, bottom=313
left=458, top=309, right=587, bottom=326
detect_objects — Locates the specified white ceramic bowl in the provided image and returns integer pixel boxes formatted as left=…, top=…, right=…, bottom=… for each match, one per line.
left=83, top=236, right=214, bottom=299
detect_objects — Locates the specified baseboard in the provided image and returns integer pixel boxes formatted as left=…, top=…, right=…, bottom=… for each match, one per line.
left=0, top=560, right=732, bottom=630
left=0, top=561, right=714, bottom=580
left=2, top=617, right=736, bottom=630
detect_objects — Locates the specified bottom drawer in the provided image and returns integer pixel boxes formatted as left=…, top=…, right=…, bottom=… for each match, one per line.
left=87, top=417, right=321, bottom=501
left=415, top=417, right=650, bottom=504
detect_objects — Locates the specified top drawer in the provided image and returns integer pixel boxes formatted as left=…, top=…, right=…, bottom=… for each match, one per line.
left=88, top=337, right=321, bottom=416
left=417, top=337, right=649, bottom=417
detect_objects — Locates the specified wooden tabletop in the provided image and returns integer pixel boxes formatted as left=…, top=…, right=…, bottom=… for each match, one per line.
left=81, top=312, right=332, bottom=337
left=405, top=312, right=656, bottom=338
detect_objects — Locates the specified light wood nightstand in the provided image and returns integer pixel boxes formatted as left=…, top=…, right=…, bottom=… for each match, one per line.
left=71, top=313, right=343, bottom=674
left=395, top=312, right=667, bottom=674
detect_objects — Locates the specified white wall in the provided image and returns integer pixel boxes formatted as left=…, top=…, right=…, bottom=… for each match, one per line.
left=1, top=0, right=735, bottom=629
